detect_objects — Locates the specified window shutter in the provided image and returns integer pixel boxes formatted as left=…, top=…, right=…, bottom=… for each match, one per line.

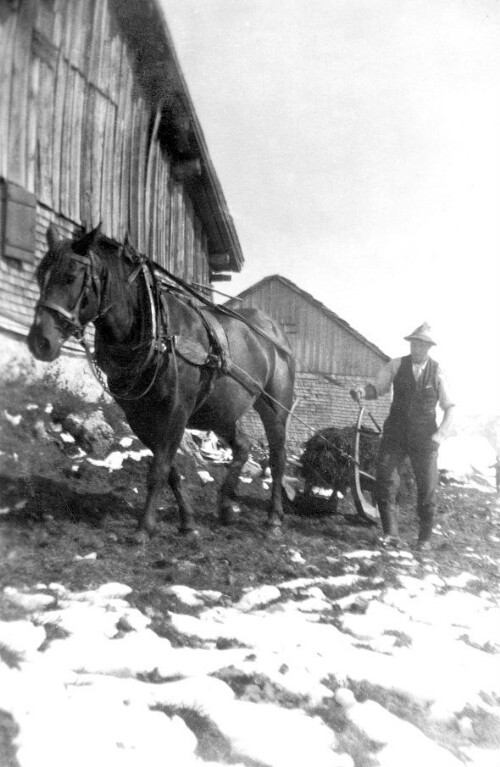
left=1, top=179, right=37, bottom=264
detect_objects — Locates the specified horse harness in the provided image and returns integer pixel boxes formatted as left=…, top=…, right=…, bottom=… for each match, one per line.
left=125, top=251, right=266, bottom=406
left=37, top=236, right=384, bottom=524
left=37, top=241, right=268, bottom=405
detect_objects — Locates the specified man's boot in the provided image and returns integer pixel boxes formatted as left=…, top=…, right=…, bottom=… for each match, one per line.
left=378, top=503, right=400, bottom=545
left=416, top=515, right=433, bottom=552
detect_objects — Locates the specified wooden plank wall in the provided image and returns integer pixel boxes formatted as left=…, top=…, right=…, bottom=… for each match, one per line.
left=0, top=0, right=210, bottom=327
left=230, top=279, right=386, bottom=378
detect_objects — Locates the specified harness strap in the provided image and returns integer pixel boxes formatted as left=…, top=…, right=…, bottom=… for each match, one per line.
left=151, top=263, right=292, bottom=357
left=198, top=310, right=229, bottom=368
left=138, top=262, right=160, bottom=370
left=37, top=301, right=81, bottom=327
left=159, top=291, right=263, bottom=404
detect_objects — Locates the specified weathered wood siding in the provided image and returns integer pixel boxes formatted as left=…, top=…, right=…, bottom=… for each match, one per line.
left=226, top=276, right=391, bottom=447
left=0, top=0, right=211, bottom=328
left=227, top=277, right=386, bottom=377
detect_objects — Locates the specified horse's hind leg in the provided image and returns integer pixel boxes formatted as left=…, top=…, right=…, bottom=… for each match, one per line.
left=254, top=399, right=288, bottom=530
left=219, top=425, right=251, bottom=524
left=168, top=464, right=195, bottom=533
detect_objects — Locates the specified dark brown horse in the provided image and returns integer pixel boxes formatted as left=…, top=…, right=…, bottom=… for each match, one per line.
left=27, top=225, right=295, bottom=538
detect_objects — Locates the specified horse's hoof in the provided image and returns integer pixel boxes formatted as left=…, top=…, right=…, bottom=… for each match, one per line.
left=379, top=535, right=402, bottom=549
left=130, top=529, right=150, bottom=546
left=219, top=509, right=233, bottom=525
left=179, top=527, right=200, bottom=542
left=219, top=502, right=241, bottom=525
left=266, top=524, right=283, bottom=539
left=178, top=525, right=197, bottom=534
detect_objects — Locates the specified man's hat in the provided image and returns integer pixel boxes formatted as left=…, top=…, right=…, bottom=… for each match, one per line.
left=404, top=322, right=436, bottom=345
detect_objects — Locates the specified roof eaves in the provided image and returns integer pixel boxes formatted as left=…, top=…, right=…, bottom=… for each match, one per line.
left=158, top=14, right=244, bottom=272
left=113, top=0, right=244, bottom=273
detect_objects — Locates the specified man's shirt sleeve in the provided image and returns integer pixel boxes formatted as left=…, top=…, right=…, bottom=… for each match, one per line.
left=437, top=366, right=455, bottom=410
left=368, top=358, right=401, bottom=398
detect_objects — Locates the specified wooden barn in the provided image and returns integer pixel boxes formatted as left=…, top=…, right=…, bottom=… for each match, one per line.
left=225, top=275, right=392, bottom=449
left=0, top=0, right=243, bottom=353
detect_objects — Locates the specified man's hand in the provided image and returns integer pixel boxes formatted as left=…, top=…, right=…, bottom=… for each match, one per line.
left=431, top=432, right=443, bottom=446
left=350, top=387, right=365, bottom=403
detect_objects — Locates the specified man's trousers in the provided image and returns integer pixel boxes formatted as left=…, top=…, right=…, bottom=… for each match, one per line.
left=375, top=435, right=439, bottom=542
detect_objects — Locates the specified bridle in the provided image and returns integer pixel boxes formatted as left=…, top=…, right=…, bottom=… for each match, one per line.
left=36, top=250, right=108, bottom=341
left=36, top=240, right=169, bottom=400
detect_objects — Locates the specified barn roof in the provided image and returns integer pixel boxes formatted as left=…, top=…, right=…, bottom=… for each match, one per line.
left=228, top=274, right=390, bottom=361
left=114, top=0, right=243, bottom=272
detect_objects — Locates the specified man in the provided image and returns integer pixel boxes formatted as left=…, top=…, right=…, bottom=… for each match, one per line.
left=350, top=323, right=455, bottom=552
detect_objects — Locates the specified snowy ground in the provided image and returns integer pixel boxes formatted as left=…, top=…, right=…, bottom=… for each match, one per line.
left=1, top=517, right=500, bottom=767
left=1, top=351, right=500, bottom=766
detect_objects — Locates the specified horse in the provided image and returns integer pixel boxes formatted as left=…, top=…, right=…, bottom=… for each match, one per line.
left=27, top=224, right=296, bottom=540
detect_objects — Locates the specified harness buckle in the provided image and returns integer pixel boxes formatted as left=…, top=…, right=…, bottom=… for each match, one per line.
left=160, top=334, right=177, bottom=354
left=206, top=349, right=227, bottom=372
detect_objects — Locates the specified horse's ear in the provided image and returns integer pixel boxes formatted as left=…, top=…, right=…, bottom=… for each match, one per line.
left=72, top=223, right=102, bottom=256
left=122, top=232, right=138, bottom=262
left=46, top=224, right=60, bottom=251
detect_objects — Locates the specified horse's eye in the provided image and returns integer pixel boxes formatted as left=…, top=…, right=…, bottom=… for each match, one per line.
left=64, top=274, right=77, bottom=285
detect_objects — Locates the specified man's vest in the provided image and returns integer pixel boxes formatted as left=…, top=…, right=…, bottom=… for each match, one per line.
left=383, top=355, right=439, bottom=444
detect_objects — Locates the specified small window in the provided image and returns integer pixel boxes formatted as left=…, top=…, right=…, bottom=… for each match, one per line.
left=1, top=179, right=36, bottom=265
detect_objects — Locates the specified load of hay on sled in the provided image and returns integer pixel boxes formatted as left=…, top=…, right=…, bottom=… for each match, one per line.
left=295, top=425, right=414, bottom=515
left=296, top=425, right=379, bottom=514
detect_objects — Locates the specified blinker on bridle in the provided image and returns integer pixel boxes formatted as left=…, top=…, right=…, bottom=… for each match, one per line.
left=35, top=250, right=109, bottom=340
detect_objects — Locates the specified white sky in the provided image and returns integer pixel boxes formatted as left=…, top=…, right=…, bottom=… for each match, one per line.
left=161, top=0, right=500, bottom=415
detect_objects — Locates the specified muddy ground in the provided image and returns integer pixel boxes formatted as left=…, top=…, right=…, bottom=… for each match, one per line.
left=1, top=376, right=499, bottom=607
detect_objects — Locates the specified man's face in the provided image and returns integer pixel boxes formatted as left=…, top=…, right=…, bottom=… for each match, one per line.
left=410, top=339, right=433, bottom=364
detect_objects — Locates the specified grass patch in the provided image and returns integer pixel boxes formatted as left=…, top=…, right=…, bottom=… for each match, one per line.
left=152, top=705, right=231, bottom=763
left=348, top=680, right=463, bottom=759
left=310, top=699, right=379, bottom=767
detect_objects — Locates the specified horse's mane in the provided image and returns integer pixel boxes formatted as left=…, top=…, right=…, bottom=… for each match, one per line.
left=94, top=236, right=131, bottom=310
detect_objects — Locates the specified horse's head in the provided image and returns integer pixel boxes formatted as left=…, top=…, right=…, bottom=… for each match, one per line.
left=27, top=224, right=103, bottom=361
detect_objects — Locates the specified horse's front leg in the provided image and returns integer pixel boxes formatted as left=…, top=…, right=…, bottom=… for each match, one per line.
left=139, top=418, right=189, bottom=537
left=139, top=446, right=173, bottom=536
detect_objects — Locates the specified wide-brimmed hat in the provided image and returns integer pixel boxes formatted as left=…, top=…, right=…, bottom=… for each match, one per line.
left=404, top=322, right=436, bottom=346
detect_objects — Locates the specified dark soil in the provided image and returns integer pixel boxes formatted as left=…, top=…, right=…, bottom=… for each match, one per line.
left=1, top=377, right=499, bottom=606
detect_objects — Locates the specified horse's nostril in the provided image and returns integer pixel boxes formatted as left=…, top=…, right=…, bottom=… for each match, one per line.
left=28, top=331, right=51, bottom=359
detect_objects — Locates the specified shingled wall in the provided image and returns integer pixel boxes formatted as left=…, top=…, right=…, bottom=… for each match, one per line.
left=239, top=371, right=391, bottom=454
left=1, top=205, right=79, bottom=328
